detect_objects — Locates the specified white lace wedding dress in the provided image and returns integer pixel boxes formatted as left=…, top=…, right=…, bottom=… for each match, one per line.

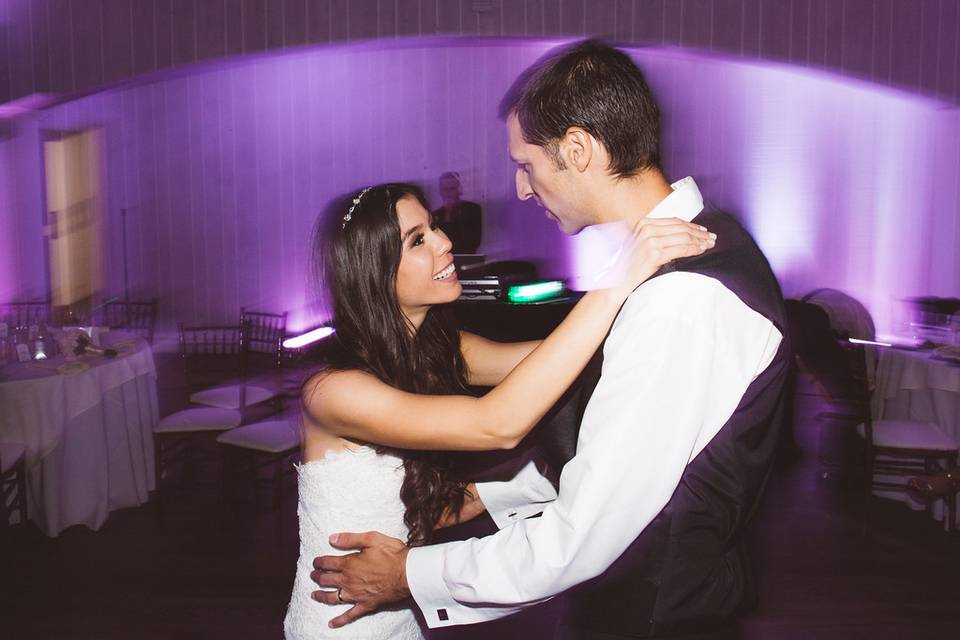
left=284, top=446, right=425, bottom=639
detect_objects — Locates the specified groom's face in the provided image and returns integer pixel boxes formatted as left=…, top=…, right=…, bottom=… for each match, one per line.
left=506, top=113, right=590, bottom=235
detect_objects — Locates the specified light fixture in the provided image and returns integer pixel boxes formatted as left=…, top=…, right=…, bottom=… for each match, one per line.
left=506, top=280, right=564, bottom=304
left=283, top=326, right=336, bottom=350
left=848, top=337, right=893, bottom=348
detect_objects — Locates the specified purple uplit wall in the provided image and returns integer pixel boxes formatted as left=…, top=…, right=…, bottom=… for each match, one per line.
left=2, top=38, right=958, bottom=340
left=10, top=40, right=575, bottom=335
left=624, top=47, right=960, bottom=336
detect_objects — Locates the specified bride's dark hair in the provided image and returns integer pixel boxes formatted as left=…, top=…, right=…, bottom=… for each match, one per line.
left=308, top=183, right=469, bottom=545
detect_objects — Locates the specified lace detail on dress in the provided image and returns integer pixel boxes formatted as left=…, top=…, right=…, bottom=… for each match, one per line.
left=284, top=446, right=424, bottom=639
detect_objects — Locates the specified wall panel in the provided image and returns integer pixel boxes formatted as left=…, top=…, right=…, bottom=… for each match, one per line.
left=7, top=0, right=959, bottom=106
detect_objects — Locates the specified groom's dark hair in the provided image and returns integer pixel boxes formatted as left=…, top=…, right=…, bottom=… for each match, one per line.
left=499, top=39, right=661, bottom=178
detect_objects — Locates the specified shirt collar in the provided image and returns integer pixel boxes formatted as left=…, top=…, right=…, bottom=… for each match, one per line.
left=646, top=176, right=704, bottom=222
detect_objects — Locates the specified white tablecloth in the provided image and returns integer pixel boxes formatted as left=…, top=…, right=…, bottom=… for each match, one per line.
left=872, top=347, right=960, bottom=528
left=0, top=334, right=158, bottom=536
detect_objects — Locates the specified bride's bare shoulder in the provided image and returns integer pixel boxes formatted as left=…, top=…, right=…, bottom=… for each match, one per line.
left=302, top=367, right=376, bottom=392
left=300, top=368, right=383, bottom=413
left=300, top=369, right=385, bottom=451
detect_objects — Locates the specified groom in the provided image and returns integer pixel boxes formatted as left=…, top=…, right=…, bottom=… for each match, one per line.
left=311, top=40, right=790, bottom=638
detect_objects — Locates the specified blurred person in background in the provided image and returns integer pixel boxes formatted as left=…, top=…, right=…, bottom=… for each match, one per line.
left=432, top=172, right=482, bottom=254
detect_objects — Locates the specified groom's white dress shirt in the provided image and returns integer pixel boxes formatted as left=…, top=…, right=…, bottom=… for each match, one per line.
left=406, top=177, right=784, bottom=627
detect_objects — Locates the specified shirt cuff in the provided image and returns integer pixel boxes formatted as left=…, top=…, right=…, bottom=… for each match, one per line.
left=475, top=460, right=558, bottom=529
left=406, top=543, right=490, bottom=628
left=407, top=543, right=531, bottom=628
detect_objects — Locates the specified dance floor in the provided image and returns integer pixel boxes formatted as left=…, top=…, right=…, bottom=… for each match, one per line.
left=3, top=359, right=958, bottom=639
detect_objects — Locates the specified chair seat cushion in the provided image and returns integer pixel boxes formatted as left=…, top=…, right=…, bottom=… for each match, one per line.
left=1, top=442, right=26, bottom=473
left=190, top=384, right=276, bottom=409
left=156, top=408, right=242, bottom=433
left=857, top=419, right=959, bottom=451
left=216, top=419, right=300, bottom=453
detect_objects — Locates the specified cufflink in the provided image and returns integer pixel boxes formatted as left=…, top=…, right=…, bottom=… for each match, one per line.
left=437, top=609, right=449, bottom=621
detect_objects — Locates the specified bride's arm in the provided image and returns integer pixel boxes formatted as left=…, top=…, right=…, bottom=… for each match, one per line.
left=303, top=218, right=714, bottom=451
left=303, top=287, right=630, bottom=451
left=460, top=332, right=540, bottom=387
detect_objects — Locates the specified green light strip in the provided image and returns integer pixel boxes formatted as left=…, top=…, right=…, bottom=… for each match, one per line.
left=507, top=280, right=564, bottom=303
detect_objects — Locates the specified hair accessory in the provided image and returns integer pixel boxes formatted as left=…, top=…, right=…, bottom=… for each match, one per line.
left=342, top=187, right=373, bottom=228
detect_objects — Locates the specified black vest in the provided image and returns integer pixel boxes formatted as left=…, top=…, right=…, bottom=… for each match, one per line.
left=542, top=209, right=791, bottom=638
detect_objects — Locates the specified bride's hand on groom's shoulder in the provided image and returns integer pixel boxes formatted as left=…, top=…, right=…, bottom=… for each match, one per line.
left=310, top=531, right=410, bottom=627
left=602, top=217, right=715, bottom=297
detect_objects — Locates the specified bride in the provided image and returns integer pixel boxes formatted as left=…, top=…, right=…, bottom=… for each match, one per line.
left=283, top=183, right=713, bottom=639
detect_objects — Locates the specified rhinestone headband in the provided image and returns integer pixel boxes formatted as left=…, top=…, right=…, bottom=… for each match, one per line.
left=342, top=187, right=373, bottom=229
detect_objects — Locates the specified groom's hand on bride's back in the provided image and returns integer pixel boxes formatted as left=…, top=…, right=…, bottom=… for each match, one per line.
left=310, top=531, right=410, bottom=628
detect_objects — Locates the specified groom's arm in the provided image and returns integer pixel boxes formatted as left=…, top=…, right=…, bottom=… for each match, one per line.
left=436, top=462, right=556, bottom=531
left=314, top=275, right=781, bottom=629
left=474, top=459, right=558, bottom=528
left=406, top=275, right=782, bottom=627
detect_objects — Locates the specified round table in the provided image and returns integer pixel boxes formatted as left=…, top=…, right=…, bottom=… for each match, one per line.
left=0, top=332, right=158, bottom=536
left=872, top=347, right=960, bottom=528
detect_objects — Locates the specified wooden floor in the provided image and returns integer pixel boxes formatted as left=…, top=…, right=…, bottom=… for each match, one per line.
left=3, top=373, right=959, bottom=639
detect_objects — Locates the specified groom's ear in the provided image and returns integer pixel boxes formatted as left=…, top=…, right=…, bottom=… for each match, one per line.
left=560, top=127, right=593, bottom=173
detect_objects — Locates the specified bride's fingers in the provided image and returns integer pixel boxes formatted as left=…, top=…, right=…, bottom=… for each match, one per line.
left=656, top=238, right=714, bottom=261
left=633, top=216, right=702, bottom=226
left=632, top=220, right=711, bottom=241
left=634, top=216, right=706, bottom=230
left=631, top=221, right=716, bottom=248
left=620, top=234, right=713, bottom=269
left=636, top=230, right=716, bottom=251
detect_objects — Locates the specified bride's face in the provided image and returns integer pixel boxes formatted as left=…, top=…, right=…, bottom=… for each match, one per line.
left=394, top=196, right=461, bottom=327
